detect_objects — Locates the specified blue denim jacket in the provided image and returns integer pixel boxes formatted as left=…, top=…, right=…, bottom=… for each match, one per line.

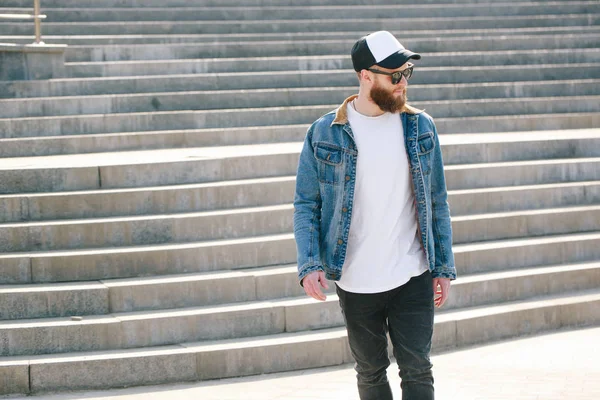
left=294, top=95, right=457, bottom=285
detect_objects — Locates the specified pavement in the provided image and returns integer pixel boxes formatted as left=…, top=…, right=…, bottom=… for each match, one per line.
left=7, top=325, right=600, bottom=400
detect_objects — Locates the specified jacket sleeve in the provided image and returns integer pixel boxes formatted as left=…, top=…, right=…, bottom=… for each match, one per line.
left=293, top=125, right=324, bottom=286
left=429, top=119, right=457, bottom=280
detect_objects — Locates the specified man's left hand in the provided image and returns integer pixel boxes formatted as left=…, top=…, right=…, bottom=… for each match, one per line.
left=433, top=278, right=451, bottom=308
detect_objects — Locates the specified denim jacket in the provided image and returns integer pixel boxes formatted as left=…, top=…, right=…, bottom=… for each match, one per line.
left=293, top=95, right=456, bottom=285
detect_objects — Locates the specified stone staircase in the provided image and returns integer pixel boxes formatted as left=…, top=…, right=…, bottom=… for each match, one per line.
left=1, top=0, right=600, bottom=395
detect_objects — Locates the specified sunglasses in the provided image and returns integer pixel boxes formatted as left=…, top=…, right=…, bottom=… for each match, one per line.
left=367, top=66, right=414, bottom=85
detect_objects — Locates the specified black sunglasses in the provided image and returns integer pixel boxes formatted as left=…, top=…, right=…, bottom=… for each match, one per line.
left=367, top=66, right=414, bottom=85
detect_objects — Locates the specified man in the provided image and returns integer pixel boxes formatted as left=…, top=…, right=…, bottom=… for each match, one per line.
left=293, top=31, right=457, bottom=400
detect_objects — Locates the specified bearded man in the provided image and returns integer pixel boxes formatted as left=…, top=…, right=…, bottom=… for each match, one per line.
left=293, top=31, right=457, bottom=400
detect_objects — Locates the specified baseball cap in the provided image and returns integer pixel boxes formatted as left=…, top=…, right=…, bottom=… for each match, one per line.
left=351, top=31, right=421, bottom=72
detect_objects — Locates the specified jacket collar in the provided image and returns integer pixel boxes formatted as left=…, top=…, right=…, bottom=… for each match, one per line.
left=331, top=94, right=423, bottom=126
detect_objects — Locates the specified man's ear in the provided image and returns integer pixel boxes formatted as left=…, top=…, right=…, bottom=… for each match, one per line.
left=360, top=69, right=372, bottom=83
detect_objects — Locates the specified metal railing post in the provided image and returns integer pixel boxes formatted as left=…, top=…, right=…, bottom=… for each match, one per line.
left=33, top=0, right=43, bottom=44
left=0, top=2, right=47, bottom=44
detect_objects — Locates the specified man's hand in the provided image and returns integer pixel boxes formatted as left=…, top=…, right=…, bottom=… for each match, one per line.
left=433, top=278, right=451, bottom=308
left=302, top=270, right=329, bottom=301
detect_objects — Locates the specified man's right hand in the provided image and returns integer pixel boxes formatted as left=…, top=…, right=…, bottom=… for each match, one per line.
left=302, top=270, right=329, bottom=301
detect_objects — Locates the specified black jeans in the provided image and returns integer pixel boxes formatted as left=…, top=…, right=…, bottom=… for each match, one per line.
left=336, top=270, right=435, bottom=400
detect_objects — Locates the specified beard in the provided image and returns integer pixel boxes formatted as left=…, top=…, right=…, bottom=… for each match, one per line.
left=370, top=83, right=407, bottom=113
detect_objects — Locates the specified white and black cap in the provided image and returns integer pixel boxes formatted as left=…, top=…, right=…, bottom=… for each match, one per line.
left=351, top=31, right=421, bottom=72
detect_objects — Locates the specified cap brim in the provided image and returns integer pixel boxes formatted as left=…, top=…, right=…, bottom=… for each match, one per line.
left=376, top=50, right=421, bottom=69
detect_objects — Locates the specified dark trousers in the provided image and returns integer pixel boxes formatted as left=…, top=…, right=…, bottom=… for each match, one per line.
left=336, top=270, right=435, bottom=400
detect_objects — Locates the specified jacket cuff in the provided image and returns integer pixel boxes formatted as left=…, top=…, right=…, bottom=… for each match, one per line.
left=298, top=262, right=325, bottom=287
left=431, top=265, right=457, bottom=280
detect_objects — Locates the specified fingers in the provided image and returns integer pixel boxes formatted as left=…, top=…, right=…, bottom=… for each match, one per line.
left=318, top=271, right=329, bottom=289
left=307, top=279, right=327, bottom=301
left=302, top=271, right=327, bottom=301
left=433, top=278, right=451, bottom=309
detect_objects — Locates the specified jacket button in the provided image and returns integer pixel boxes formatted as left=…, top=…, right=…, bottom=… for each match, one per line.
left=342, top=207, right=348, bottom=212
left=338, top=239, right=343, bottom=245
left=345, top=176, right=350, bottom=181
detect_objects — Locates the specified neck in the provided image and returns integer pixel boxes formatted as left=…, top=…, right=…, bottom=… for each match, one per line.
left=353, top=90, right=385, bottom=117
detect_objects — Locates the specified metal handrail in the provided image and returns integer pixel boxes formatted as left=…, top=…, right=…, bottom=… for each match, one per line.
left=0, top=0, right=46, bottom=45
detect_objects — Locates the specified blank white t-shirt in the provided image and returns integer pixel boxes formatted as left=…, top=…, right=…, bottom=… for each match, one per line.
left=336, top=101, right=428, bottom=294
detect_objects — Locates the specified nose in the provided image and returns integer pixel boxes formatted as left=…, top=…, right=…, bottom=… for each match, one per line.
left=395, top=78, right=407, bottom=88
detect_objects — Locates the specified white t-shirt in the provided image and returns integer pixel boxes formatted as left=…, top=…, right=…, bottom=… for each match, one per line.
left=336, top=101, right=428, bottom=294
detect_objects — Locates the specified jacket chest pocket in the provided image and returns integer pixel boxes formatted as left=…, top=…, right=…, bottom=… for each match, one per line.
left=417, top=132, right=434, bottom=175
left=314, top=143, right=343, bottom=185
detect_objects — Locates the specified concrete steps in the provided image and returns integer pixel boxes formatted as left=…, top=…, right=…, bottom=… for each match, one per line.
left=3, top=63, right=597, bottom=98
left=60, top=49, right=600, bottom=77
left=1, top=288, right=600, bottom=393
left=2, top=174, right=600, bottom=222
left=61, top=34, right=600, bottom=62
left=2, top=14, right=598, bottom=36
left=3, top=136, right=600, bottom=192
left=2, top=260, right=598, bottom=318
left=6, top=26, right=600, bottom=46
left=0, top=0, right=599, bottom=395
left=4, top=80, right=600, bottom=118
left=71, top=51, right=600, bottom=78
left=1, top=202, right=599, bottom=252
left=2, top=229, right=600, bottom=284
left=0, top=176, right=298, bottom=222
left=1, top=120, right=600, bottom=158
left=3, top=262, right=600, bottom=357
left=3, top=0, right=587, bottom=7
left=2, top=63, right=597, bottom=99
left=2, top=97, right=599, bottom=138
left=19, top=3, right=599, bottom=24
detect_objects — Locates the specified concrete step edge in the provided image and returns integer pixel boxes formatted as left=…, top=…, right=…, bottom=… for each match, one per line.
left=0, top=142, right=302, bottom=171
left=452, top=204, right=600, bottom=221
left=0, top=293, right=329, bottom=328
left=1, top=178, right=598, bottom=225
left=6, top=139, right=600, bottom=173
left=4, top=259, right=597, bottom=297
left=0, top=124, right=307, bottom=143
left=451, top=180, right=600, bottom=195
left=1, top=176, right=598, bottom=201
left=1, top=126, right=599, bottom=152
left=3, top=79, right=600, bottom=102
left=0, top=203, right=294, bottom=228
left=0, top=203, right=598, bottom=254
left=435, top=287, right=600, bottom=322
left=1, top=0, right=590, bottom=6
left=454, top=231, right=600, bottom=252
left=8, top=26, right=600, bottom=43
left=0, top=175, right=297, bottom=199
left=1, top=202, right=598, bottom=231
left=0, top=263, right=295, bottom=292
left=4, top=11, right=598, bottom=24
left=2, top=95, right=599, bottom=122
left=0, top=230, right=599, bottom=261
left=3, top=260, right=598, bottom=308
left=10, top=1, right=600, bottom=10
left=4, top=61, right=599, bottom=84
left=0, top=232, right=295, bottom=259
left=457, top=261, right=600, bottom=284
left=4, top=95, right=600, bottom=120
left=446, top=155, right=600, bottom=170
left=63, top=32, right=600, bottom=48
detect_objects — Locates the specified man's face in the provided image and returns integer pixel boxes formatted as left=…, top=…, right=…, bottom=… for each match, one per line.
left=368, top=63, right=410, bottom=113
